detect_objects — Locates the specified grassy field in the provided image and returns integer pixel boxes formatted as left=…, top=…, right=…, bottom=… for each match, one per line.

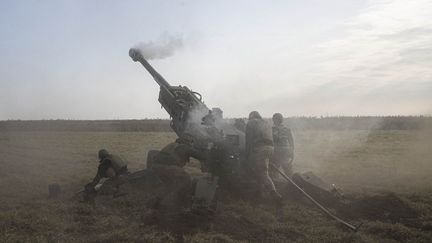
left=0, top=129, right=431, bottom=242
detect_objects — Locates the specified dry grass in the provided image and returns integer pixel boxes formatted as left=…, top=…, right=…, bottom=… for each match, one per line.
left=0, top=130, right=431, bottom=242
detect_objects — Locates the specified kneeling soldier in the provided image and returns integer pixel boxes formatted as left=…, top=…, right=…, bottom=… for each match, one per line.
left=84, top=149, right=128, bottom=202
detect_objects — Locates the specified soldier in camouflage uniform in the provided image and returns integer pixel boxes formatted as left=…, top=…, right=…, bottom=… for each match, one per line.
left=201, top=110, right=224, bottom=145
left=234, top=118, right=246, bottom=132
left=271, top=113, right=294, bottom=177
left=201, top=110, right=216, bottom=126
left=245, top=111, right=282, bottom=201
left=84, top=149, right=128, bottom=202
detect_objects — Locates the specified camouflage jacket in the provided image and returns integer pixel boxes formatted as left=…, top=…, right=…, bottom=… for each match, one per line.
left=97, top=155, right=128, bottom=177
left=91, top=155, right=128, bottom=187
left=272, top=125, right=294, bottom=150
left=245, top=118, right=273, bottom=155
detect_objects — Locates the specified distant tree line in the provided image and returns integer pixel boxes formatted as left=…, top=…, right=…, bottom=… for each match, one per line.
left=281, top=116, right=432, bottom=130
left=0, top=119, right=172, bottom=132
left=0, top=116, right=431, bottom=132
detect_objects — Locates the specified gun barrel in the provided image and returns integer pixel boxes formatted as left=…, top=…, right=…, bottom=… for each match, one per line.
left=129, top=48, right=171, bottom=88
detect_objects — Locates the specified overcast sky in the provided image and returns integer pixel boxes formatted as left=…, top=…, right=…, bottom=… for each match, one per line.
left=1, top=0, right=431, bottom=120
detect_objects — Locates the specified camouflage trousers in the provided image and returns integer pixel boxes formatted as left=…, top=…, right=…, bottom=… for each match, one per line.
left=248, top=145, right=279, bottom=196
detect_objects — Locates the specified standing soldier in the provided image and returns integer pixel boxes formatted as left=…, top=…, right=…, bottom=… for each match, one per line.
left=201, top=110, right=224, bottom=143
left=245, top=111, right=282, bottom=201
left=201, top=110, right=216, bottom=126
left=271, top=113, right=294, bottom=177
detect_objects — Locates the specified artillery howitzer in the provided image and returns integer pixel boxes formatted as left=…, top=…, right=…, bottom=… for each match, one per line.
left=128, top=48, right=360, bottom=231
left=129, top=48, right=246, bottom=180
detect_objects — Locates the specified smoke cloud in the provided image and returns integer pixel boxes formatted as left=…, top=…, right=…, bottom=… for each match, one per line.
left=134, top=33, right=184, bottom=60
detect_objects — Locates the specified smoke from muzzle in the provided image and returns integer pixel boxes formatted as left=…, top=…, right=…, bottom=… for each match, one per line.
left=133, top=33, right=184, bottom=60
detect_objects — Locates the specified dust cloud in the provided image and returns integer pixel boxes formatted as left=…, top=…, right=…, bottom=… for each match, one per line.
left=289, top=118, right=383, bottom=175
left=287, top=117, right=432, bottom=192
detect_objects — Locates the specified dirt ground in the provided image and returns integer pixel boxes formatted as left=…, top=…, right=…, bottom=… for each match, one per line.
left=0, top=129, right=431, bottom=242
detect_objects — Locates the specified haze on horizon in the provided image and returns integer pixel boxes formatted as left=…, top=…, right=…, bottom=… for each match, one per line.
left=1, top=0, right=431, bottom=120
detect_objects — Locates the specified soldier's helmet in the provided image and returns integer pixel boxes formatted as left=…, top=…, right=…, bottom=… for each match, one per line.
left=201, top=110, right=216, bottom=126
left=248, top=111, right=262, bottom=119
left=272, top=113, right=284, bottom=125
left=98, top=149, right=110, bottom=160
